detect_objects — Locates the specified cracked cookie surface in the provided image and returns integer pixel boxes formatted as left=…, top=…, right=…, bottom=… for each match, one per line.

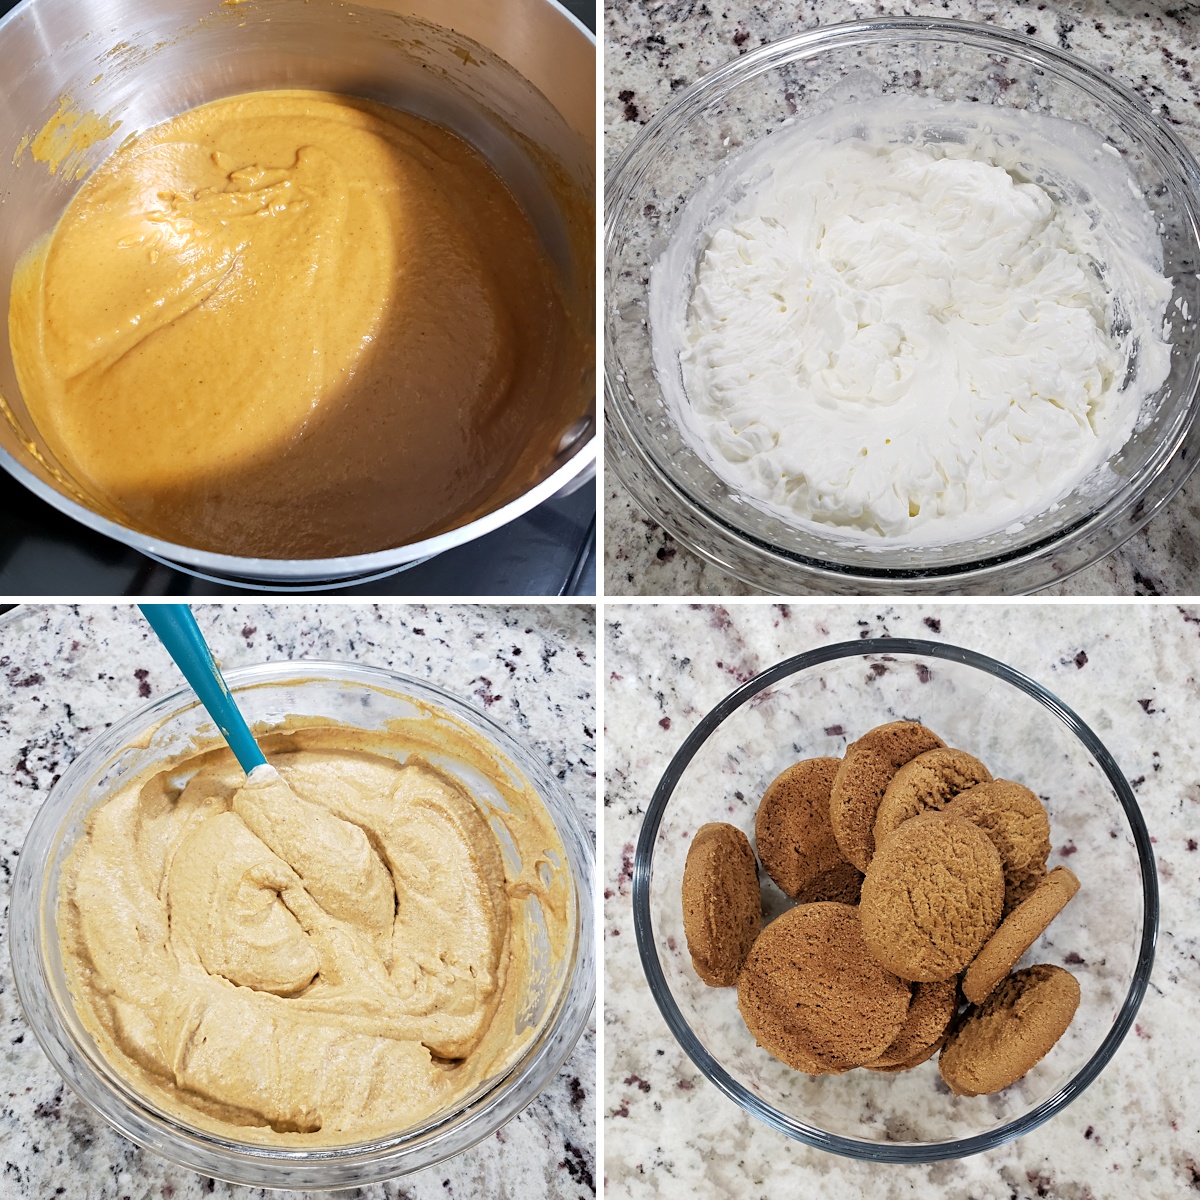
left=860, top=811, right=1004, bottom=981
left=830, top=721, right=945, bottom=872
left=756, top=757, right=862, bottom=902
left=940, top=963, right=1080, bottom=1096
left=737, top=902, right=911, bottom=1071
left=945, top=779, right=1052, bottom=916
left=873, top=747, right=992, bottom=848
left=682, top=822, right=762, bottom=987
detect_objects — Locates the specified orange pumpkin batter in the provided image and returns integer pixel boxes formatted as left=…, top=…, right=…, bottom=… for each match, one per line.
left=9, top=90, right=584, bottom=557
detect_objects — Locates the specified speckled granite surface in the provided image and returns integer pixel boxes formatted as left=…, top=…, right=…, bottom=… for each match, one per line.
left=604, top=602, right=1200, bottom=1198
left=0, top=603, right=596, bottom=1200
left=604, top=0, right=1200, bottom=596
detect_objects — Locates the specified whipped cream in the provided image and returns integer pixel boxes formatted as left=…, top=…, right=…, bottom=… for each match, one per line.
left=650, top=99, right=1173, bottom=545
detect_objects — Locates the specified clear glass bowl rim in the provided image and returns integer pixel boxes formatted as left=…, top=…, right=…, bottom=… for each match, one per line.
left=604, top=16, right=1200, bottom=595
left=631, top=638, right=1159, bottom=1161
left=10, top=660, right=596, bottom=1188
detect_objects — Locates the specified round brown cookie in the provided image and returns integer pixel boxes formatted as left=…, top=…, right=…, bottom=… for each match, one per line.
left=1004, top=865, right=1048, bottom=917
left=755, top=758, right=847, bottom=898
left=963, top=866, right=1081, bottom=1004
left=681, top=823, right=761, bottom=987
left=865, top=978, right=958, bottom=1071
left=737, top=902, right=911, bottom=1071
left=736, top=951, right=846, bottom=1076
left=944, top=780, right=1052, bottom=916
left=830, top=721, right=946, bottom=872
left=939, top=964, right=1080, bottom=1096
left=793, top=859, right=863, bottom=905
left=869, top=1039, right=944, bottom=1074
left=860, top=811, right=1004, bottom=981
left=873, top=747, right=992, bottom=848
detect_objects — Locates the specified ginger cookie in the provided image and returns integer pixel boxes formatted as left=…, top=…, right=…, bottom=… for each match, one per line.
left=873, top=747, right=992, bottom=848
left=869, top=1040, right=943, bottom=1074
left=1004, top=867, right=1048, bottom=916
left=756, top=758, right=862, bottom=902
left=860, top=811, right=1004, bottom=981
left=945, top=780, right=1052, bottom=916
left=939, top=964, right=1080, bottom=1096
left=794, top=860, right=863, bottom=906
left=681, top=823, right=761, bottom=987
left=737, top=903, right=911, bottom=1072
left=865, top=978, right=958, bottom=1072
left=963, top=866, right=1081, bottom=1004
left=736, top=957, right=845, bottom=1076
left=830, top=721, right=945, bottom=872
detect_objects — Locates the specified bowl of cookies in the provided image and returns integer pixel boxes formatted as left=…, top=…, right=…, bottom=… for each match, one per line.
left=631, top=639, right=1158, bottom=1160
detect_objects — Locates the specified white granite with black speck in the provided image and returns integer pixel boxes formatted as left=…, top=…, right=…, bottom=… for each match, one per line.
left=604, top=0, right=1200, bottom=596
left=0, top=603, right=596, bottom=1200
left=604, top=601, right=1200, bottom=1198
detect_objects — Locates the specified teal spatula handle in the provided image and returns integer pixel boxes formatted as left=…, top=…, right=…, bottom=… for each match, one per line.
left=138, top=604, right=267, bottom=774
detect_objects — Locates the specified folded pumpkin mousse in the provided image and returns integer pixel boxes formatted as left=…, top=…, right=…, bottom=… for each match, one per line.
left=58, top=717, right=568, bottom=1145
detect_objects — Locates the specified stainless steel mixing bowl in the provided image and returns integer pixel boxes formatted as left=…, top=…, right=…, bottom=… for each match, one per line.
left=0, top=0, right=595, bottom=585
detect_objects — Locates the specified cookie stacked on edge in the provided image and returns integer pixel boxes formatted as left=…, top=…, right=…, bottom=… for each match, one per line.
left=680, top=721, right=1081, bottom=1096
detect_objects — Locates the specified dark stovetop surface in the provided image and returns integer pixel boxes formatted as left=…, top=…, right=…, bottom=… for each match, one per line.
left=0, top=0, right=596, bottom=597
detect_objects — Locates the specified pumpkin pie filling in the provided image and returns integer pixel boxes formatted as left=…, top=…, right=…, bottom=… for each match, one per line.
left=9, top=90, right=584, bottom=557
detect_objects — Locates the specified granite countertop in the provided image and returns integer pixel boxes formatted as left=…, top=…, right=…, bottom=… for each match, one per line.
left=604, top=602, right=1200, bottom=1198
left=0, top=603, right=596, bottom=1200
left=603, top=0, right=1200, bottom=596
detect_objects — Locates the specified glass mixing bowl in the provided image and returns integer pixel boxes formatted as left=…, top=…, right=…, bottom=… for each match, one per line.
left=605, top=18, right=1200, bottom=595
left=9, top=663, right=595, bottom=1188
left=632, top=639, right=1157, bottom=1160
